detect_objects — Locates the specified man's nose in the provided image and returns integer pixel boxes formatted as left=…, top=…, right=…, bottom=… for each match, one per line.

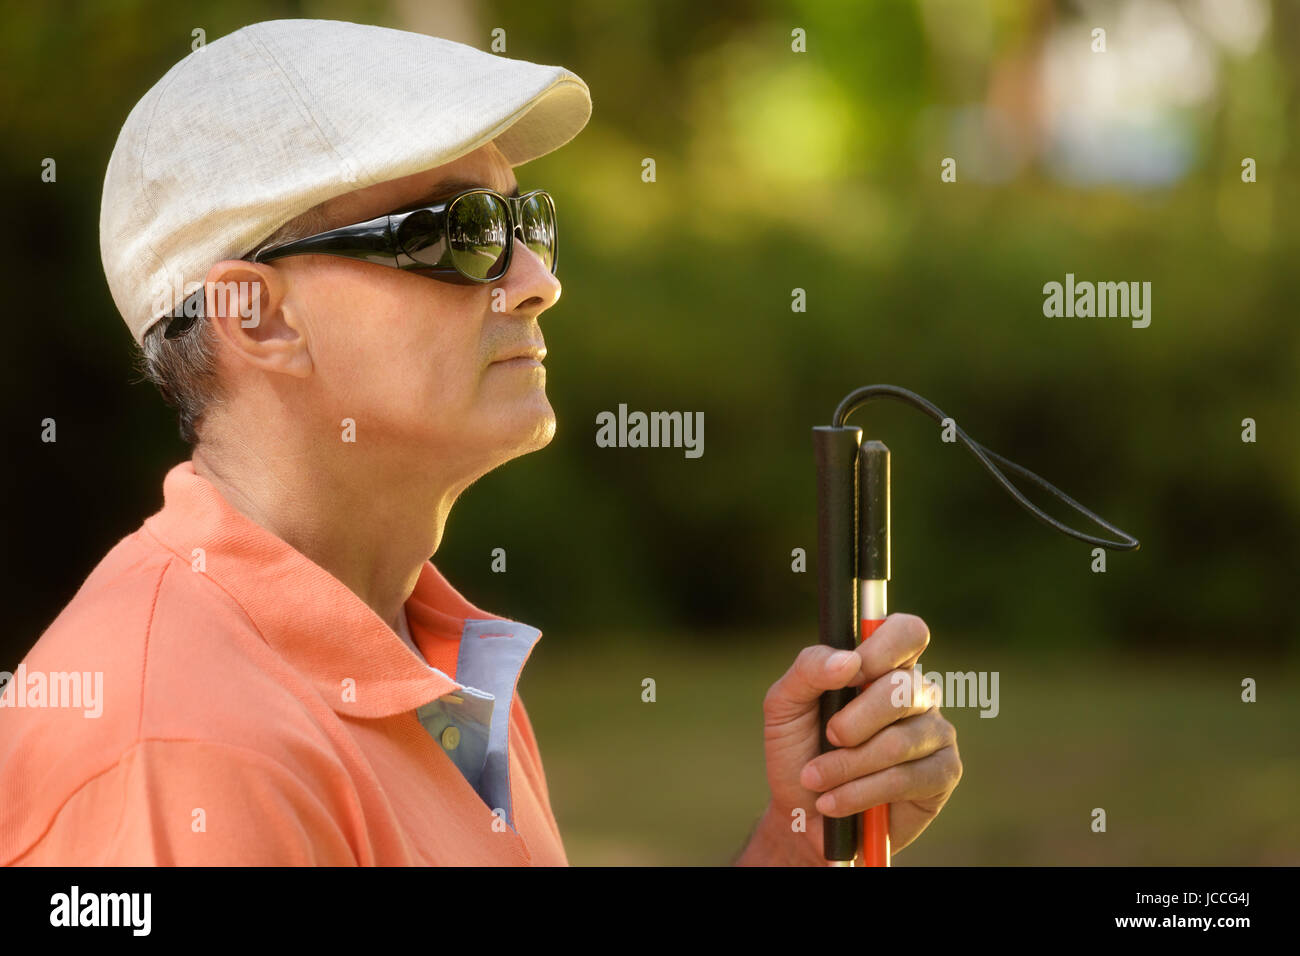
left=503, top=232, right=560, bottom=312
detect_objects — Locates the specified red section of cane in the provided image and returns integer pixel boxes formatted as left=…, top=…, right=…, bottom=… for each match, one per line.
left=859, top=614, right=890, bottom=867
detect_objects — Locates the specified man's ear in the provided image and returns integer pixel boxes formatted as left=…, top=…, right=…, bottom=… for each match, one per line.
left=202, top=260, right=313, bottom=379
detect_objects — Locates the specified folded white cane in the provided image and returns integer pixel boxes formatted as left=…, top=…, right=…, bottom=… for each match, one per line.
left=813, top=385, right=1140, bottom=866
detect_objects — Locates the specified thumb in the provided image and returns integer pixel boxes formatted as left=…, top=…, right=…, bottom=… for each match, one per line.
left=763, top=644, right=861, bottom=723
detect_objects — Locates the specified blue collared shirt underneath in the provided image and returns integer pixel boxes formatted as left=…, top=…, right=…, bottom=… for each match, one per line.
left=398, top=610, right=541, bottom=831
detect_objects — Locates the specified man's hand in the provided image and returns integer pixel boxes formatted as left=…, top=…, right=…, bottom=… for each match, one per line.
left=739, top=613, right=962, bottom=866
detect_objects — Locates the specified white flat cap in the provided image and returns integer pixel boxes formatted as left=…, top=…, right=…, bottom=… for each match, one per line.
left=100, top=19, right=592, bottom=345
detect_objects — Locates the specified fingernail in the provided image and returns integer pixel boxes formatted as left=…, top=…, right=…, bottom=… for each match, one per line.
left=803, top=764, right=823, bottom=788
left=829, top=651, right=857, bottom=671
left=816, top=794, right=835, bottom=814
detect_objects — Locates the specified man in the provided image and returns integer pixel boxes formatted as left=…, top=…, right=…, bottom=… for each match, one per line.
left=0, top=19, right=960, bottom=866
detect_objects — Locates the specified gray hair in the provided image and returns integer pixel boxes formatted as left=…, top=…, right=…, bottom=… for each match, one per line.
left=134, top=206, right=332, bottom=446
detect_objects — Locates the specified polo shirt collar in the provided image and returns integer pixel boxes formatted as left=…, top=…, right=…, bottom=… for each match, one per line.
left=143, top=461, right=540, bottom=719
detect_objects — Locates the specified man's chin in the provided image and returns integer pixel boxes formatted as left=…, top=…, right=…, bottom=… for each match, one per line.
left=521, top=407, right=557, bottom=451
left=499, top=403, right=556, bottom=457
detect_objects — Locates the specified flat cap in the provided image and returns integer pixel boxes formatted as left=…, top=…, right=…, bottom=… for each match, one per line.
left=100, top=19, right=591, bottom=344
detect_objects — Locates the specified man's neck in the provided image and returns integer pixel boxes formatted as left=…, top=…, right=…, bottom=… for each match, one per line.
left=191, top=439, right=461, bottom=632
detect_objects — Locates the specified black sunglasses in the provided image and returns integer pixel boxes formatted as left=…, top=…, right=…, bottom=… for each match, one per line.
left=163, top=187, right=557, bottom=338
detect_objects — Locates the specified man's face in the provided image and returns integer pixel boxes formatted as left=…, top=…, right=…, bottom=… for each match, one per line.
left=264, top=142, right=561, bottom=479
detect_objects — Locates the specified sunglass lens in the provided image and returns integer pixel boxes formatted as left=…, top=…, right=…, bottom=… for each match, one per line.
left=396, top=191, right=556, bottom=281
left=519, top=194, right=556, bottom=272
left=448, top=192, right=510, bottom=280
left=395, top=208, right=445, bottom=266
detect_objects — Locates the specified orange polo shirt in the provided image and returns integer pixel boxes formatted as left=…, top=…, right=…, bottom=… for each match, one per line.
left=0, top=461, right=567, bottom=866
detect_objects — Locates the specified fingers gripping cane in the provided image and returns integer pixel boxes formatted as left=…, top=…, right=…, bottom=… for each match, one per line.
left=813, top=385, right=1140, bottom=866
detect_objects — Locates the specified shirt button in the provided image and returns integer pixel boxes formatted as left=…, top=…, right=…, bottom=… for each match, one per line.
left=441, top=725, right=461, bottom=751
